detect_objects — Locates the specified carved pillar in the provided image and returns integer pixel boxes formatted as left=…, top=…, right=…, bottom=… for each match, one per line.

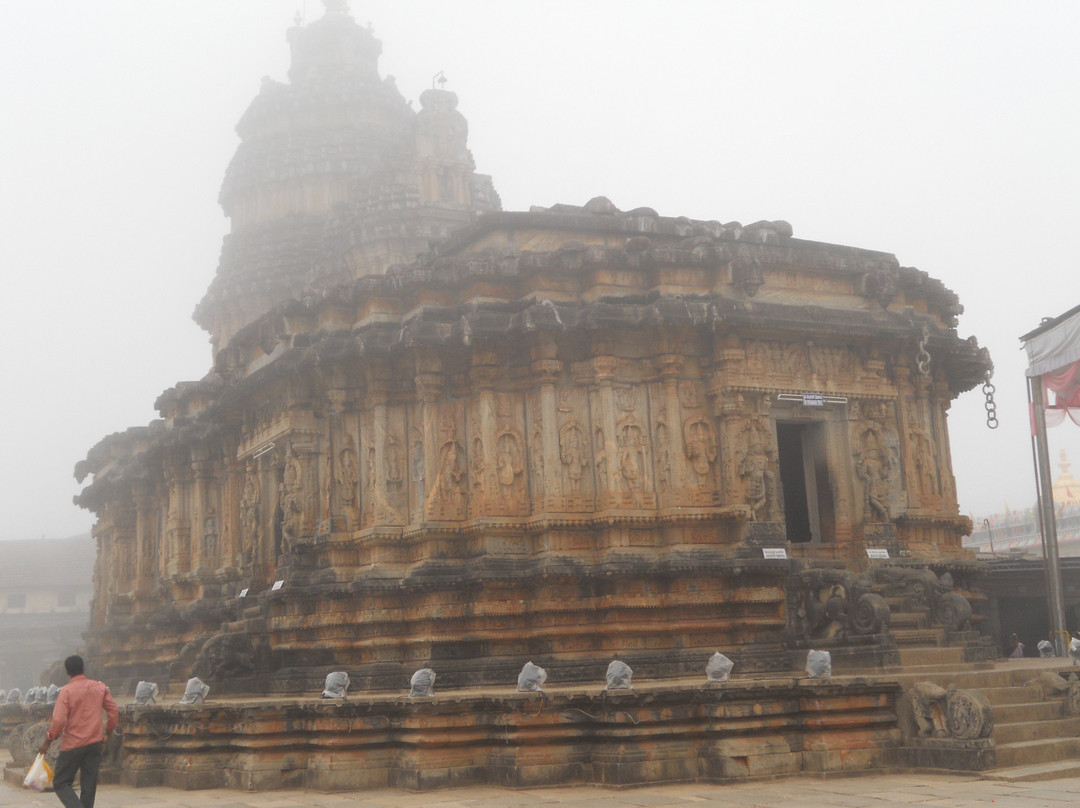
left=593, top=355, right=621, bottom=509
left=132, top=482, right=159, bottom=598
left=162, top=462, right=191, bottom=577
left=192, top=455, right=219, bottom=572
left=533, top=357, right=562, bottom=511
left=416, top=355, right=446, bottom=521
left=656, top=354, right=685, bottom=505
left=471, top=352, right=499, bottom=516
left=329, top=389, right=361, bottom=533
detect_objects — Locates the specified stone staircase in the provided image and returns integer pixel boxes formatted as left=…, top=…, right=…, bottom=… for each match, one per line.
left=886, top=644, right=1080, bottom=781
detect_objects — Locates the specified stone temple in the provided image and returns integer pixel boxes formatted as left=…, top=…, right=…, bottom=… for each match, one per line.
left=77, top=3, right=993, bottom=699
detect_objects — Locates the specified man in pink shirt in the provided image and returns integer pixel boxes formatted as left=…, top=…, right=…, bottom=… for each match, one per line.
left=37, top=655, right=119, bottom=808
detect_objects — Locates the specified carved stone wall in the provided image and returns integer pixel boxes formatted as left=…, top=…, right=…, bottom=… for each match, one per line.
left=75, top=7, right=991, bottom=695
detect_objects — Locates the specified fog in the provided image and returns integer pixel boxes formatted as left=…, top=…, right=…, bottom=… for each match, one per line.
left=2, top=0, right=1078, bottom=541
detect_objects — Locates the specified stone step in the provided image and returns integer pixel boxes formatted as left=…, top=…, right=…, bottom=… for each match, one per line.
left=883, top=597, right=930, bottom=613
left=898, top=646, right=965, bottom=667
left=983, top=759, right=1080, bottom=782
left=993, top=716, right=1080, bottom=745
left=889, top=612, right=930, bottom=629
left=893, top=629, right=946, bottom=647
left=887, top=666, right=1050, bottom=692
left=981, top=689, right=1048, bottom=709
left=995, top=736, right=1080, bottom=769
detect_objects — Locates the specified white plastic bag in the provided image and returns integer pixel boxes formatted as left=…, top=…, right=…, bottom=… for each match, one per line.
left=409, top=668, right=436, bottom=698
left=806, top=649, right=832, bottom=678
left=135, top=681, right=159, bottom=705
left=516, top=661, right=547, bottom=692
left=178, top=677, right=210, bottom=705
left=322, top=671, right=350, bottom=699
left=605, top=660, right=633, bottom=690
left=23, top=753, right=53, bottom=792
left=706, top=652, right=734, bottom=683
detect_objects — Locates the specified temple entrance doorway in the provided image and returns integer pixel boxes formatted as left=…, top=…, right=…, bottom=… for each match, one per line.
left=776, top=421, right=833, bottom=543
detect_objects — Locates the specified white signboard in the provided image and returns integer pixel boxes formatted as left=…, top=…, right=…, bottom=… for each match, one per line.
left=238, top=588, right=249, bottom=598
left=802, top=392, right=825, bottom=407
left=271, top=580, right=284, bottom=591
left=866, top=548, right=890, bottom=559
left=762, top=548, right=788, bottom=559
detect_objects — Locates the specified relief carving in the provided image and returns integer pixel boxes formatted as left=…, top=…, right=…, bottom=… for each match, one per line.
left=678, top=382, right=702, bottom=410
left=855, top=428, right=892, bottom=522
left=279, top=450, right=306, bottom=545
left=202, top=512, right=218, bottom=564
left=683, top=416, right=717, bottom=485
left=654, top=418, right=672, bottom=490
left=559, top=422, right=589, bottom=494
left=739, top=439, right=772, bottom=520
left=385, top=435, right=405, bottom=489
left=615, top=387, right=636, bottom=412
left=910, top=425, right=939, bottom=497
left=595, top=426, right=608, bottom=490
left=428, top=438, right=467, bottom=519
left=495, top=431, right=523, bottom=489
left=616, top=419, right=650, bottom=507
left=240, top=464, right=260, bottom=559
left=410, top=433, right=425, bottom=490
left=336, top=445, right=359, bottom=529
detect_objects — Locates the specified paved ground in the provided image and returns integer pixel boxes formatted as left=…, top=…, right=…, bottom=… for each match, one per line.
left=6, top=774, right=1080, bottom=808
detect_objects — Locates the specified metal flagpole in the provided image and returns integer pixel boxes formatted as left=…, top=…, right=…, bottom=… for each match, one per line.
left=1030, top=375, right=1068, bottom=655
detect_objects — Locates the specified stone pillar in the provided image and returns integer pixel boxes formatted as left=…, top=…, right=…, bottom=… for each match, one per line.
left=532, top=357, right=562, bottom=512
left=471, top=351, right=499, bottom=515
left=132, top=483, right=159, bottom=598
left=416, top=355, right=446, bottom=521
left=593, top=355, right=621, bottom=509
left=192, top=455, right=218, bottom=572
left=656, top=353, right=686, bottom=505
left=328, top=389, right=361, bottom=533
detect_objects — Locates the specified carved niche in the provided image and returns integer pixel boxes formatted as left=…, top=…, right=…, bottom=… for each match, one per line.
left=335, top=443, right=360, bottom=531
left=616, top=418, right=653, bottom=508
left=494, top=428, right=526, bottom=512
left=736, top=419, right=776, bottom=521
left=426, top=418, right=467, bottom=520
left=683, top=416, right=718, bottom=488
left=239, top=463, right=261, bottom=564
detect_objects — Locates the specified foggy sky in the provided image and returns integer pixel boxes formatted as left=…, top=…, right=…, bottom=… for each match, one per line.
left=3, top=0, right=1078, bottom=541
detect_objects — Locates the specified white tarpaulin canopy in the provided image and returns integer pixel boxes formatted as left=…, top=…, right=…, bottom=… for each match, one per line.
left=1024, top=304, right=1080, bottom=377
left=1023, top=304, right=1080, bottom=427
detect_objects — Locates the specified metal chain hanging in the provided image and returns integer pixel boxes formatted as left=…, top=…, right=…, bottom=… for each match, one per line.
left=916, top=325, right=931, bottom=377
left=982, top=370, right=998, bottom=429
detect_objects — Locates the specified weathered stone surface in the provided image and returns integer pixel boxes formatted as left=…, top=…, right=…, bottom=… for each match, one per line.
left=72, top=4, right=993, bottom=790
left=114, top=677, right=902, bottom=791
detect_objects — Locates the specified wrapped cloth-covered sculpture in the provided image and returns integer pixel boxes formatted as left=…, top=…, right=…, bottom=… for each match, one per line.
left=517, top=661, right=547, bottom=692
left=806, top=650, right=832, bottom=679
left=134, top=681, right=158, bottom=705
left=706, top=652, right=734, bottom=683
left=410, top=668, right=436, bottom=698
left=178, top=677, right=209, bottom=705
left=322, top=671, right=350, bottom=699
left=605, top=660, right=633, bottom=690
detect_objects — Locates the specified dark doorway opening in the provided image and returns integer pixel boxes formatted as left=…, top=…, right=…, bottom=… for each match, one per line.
left=776, top=422, right=834, bottom=543
left=777, top=423, right=812, bottom=542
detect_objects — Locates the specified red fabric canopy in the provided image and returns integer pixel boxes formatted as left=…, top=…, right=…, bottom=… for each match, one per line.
left=1043, top=357, right=1080, bottom=427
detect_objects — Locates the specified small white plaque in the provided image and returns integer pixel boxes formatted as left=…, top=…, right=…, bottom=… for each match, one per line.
left=866, top=548, right=890, bottom=559
left=762, top=548, right=788, bottom=559
left=802, top=392, right=825, bottom=407
left=238, top=588, right=249, bottom=598
left=271, top=580, right=284, bottom=591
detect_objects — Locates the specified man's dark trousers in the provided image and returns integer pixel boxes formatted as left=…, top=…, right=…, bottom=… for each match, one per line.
left=52, top=741, right=102, bottom=808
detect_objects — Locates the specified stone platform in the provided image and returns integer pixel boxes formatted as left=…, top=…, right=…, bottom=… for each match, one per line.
left=112, top=674, right=901, bottom=791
